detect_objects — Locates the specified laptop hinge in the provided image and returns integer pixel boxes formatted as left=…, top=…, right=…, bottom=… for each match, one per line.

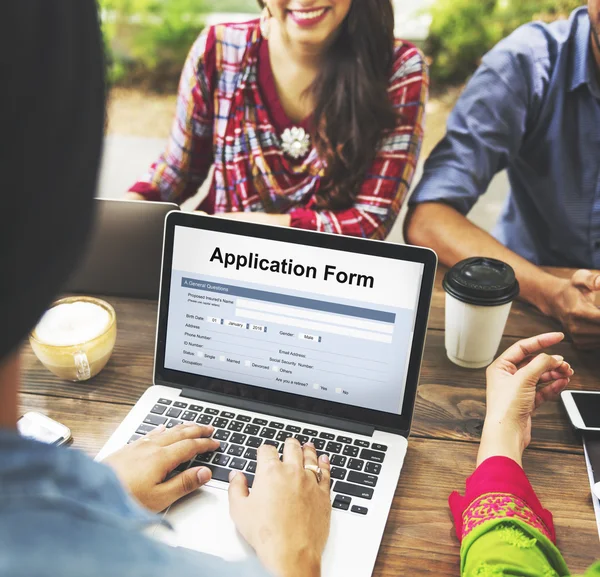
left=180, top=387, right=375, bottom=437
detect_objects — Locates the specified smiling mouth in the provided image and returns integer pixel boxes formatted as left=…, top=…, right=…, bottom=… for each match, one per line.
left=287, top=7, right=330, bottom=22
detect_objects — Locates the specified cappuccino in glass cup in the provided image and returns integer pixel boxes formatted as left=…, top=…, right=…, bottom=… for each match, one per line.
left=30, top=297, right=117, bottom=381
left=443, top=257, right=519, bottom=369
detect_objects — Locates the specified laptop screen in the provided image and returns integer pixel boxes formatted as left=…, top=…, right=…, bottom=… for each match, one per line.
left=162, top=224, right=426, bottom=417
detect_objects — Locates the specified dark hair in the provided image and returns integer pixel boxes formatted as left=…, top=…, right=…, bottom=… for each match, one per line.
left=258, top=0, right=397, bottom=209
left=0, top=0, right=105, bottom=360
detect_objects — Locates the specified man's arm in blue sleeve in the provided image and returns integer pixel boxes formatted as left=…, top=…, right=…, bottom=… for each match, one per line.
left=409, top=36, right=541, bottom=213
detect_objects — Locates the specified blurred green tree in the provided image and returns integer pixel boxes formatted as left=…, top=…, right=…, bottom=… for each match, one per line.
left=99, top=0, right=259, bottom=88
left=426, top=0, right=585, bottom=85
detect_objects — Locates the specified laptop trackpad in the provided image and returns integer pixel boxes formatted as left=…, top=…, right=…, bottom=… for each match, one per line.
left=154, top=483, right=379, bottom=577
left=158, top=484, right=253, bottom=561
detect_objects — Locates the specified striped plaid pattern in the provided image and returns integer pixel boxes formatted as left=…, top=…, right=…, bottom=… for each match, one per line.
left=130, top=20, right=428, bottom=239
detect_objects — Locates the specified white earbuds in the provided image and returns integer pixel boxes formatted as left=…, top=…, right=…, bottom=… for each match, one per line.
left=593, top=482, right=600, bottom=501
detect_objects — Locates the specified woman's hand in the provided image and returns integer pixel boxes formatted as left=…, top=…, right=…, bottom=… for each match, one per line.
left=228, top=439, right=331, bottom=577
left=478, top=332, right=574, bottom=467
left=218, top=212, right=291, bottom=226
left=104, top=423, right=219, bottom=512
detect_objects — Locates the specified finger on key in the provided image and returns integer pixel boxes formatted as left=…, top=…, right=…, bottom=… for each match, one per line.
left=164, top=437, right=220, bottom=469
left=156, top=423, right=215, bottom=446
left=256, top=443, right=280, bottom=474
left=282, top=437, right=303, bottom=468
left=302, top=442, right=319, bottom=475
left=145, top=424, right=167, bottom=439
left=318, top=453, right=331, bottom=490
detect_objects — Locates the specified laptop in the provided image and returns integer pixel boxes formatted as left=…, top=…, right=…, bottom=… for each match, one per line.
left=96, top=212, right=437, bottom=576
left=66, top=198, right=179, bottom=299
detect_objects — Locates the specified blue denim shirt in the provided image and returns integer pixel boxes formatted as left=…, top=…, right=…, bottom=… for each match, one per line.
left=0, top=429, right=269, bottom=577
left=410, top=7, right=600, bottom=267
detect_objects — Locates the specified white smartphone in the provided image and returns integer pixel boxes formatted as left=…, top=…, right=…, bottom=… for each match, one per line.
left=561, top=391, right=600, bottom=432
left=17, top=412, right=72, bottom=446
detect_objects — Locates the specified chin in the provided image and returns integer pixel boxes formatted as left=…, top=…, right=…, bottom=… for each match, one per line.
left=285, top=24, right=336, bottom=47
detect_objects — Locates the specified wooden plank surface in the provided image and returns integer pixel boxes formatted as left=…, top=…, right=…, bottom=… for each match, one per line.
left=16, top=391, right=600, bottom=576
left=21, top=299, right=599, bottom=454
left=18, top=270, right=600, bottom=573
left=19, top=392, right=131, bottom=456
left=411, top=331, right=599, bottom=453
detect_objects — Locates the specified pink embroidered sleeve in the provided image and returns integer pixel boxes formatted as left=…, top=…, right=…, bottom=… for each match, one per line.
left=449, top=456, right=556, bottom=544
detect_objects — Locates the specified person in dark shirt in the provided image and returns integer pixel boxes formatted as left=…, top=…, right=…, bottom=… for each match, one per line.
left=0, top=3, right=330, bottom=577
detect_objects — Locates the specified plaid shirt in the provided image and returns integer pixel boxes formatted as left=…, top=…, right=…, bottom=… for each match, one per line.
left=130, top=20, right=428, bottom=239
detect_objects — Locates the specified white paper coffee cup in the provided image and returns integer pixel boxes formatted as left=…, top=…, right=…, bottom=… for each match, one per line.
left=443, top=257, right=520, bottom=369
left=445, top=294, right=513, bottom=368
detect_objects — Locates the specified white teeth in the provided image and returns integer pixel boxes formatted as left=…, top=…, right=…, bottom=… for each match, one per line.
left=291, top=8, right=326, bottom=20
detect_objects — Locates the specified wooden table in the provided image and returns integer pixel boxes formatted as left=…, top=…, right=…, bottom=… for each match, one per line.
left=19, top=267, right=600, bottom=574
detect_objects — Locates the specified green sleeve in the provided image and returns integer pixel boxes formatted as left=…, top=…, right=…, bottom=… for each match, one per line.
left=461, top=518, right=570, bottom=577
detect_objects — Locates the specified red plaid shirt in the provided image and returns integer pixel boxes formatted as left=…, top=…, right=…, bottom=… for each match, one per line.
left=130, top=20, right=428, bottom=239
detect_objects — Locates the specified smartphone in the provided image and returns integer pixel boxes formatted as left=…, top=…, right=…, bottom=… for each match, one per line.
left=17, top=412, right=72, bottom=446
left=561, top=391, right=600, bottom=432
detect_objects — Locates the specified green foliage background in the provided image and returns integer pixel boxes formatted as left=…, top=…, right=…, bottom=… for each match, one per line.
left=100, top=0, right=586, bottom=89
left=99, top=0, right=259, bottom=88
left=426, top=0, right=586, bottom=85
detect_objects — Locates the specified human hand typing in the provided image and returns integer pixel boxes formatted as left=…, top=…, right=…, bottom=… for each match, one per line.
left=228, top=439, right=331, bottom=577
left=478, top=332, right=574, bottom=467
left=541, top=270, right=600, bottom=350
left=104, top=423, right=218, bottom=512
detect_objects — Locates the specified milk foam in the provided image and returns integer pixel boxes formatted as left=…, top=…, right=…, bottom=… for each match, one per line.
left=35, top=302, right=111, bottom=346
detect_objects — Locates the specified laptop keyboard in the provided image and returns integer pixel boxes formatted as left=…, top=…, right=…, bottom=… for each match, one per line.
left=128, top=398, right=388, bottom=516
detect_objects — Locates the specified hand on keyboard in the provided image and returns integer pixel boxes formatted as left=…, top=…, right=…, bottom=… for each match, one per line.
left=104, top=423, right=219, bottom=512
left=228, top=439, right=331, bottom=577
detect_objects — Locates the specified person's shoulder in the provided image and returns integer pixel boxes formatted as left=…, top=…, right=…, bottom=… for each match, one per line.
left=493, top=22, right=559, bottom=62
left=390, top=39, right=427, bottom=82
left=484, top=7, right=585, bottom=76
left=209, top=18, right=260, bottom=42
left=188, top=20, right=260, bottom=68
left=208, top=19, right=260, bottom=62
